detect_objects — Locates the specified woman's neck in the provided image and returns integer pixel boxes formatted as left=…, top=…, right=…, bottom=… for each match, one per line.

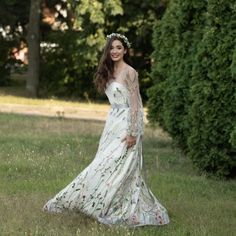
left=114, top=60, right=126, bottom=73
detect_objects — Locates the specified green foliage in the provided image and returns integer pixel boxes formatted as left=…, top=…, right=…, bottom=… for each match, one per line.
left=0, top=0, right=30, bottom=85
left=0, top=0, right=30, bottom=27
left=148, top=0, right=236, bottom=178
left=0, top=37, right=11, bottom=85
left=230, top=126, right=236, bottom=149
left=40, top=29, right=105, bottom=98
left=229, top=45, right=236, bottom=149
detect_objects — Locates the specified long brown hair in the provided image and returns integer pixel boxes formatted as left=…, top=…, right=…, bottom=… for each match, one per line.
left=94, top=35, right=131, bottom=93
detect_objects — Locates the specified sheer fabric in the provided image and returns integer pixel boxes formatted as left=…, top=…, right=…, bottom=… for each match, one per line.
left=124, top=68, right=144, bottom=137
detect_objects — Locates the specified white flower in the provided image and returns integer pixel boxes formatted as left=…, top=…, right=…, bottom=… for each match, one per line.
left=106, top=33, right=131, bottom=48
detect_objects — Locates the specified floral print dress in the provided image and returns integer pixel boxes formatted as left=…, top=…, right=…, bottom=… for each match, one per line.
left=43, top=67, right=170, bottom=227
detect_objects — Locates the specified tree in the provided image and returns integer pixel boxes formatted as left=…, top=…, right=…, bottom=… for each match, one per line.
left=26, top=0, right=41, bottom=97
left=148, top=0, right=236, bottom=178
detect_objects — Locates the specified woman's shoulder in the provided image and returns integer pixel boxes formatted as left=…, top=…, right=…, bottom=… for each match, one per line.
left=122, top=65, right=139, bottom=87
left=124, top=64, right=138, bottom=79
left=125, top=64, right=137, bottom=73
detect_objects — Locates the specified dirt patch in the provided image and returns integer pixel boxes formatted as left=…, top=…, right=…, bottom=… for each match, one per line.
left=0, top=103, right=148, bottom=123
left=0, top=103, right=108, bottom=121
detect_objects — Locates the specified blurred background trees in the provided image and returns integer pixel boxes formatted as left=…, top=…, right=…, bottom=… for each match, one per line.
left=39, top=0, right=167, bottom=100
left=0, top=0, right=167, bottom=99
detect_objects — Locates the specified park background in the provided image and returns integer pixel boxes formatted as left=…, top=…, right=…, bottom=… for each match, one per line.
left=0, top=0, right=235, bottom=235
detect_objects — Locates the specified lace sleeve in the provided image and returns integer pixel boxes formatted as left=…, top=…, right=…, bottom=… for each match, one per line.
left=125, top=68, right=144, bottom=137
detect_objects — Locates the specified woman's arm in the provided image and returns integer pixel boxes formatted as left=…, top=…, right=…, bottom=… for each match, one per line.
left=121, top=68, right=143, bottom=148
left=125, top=68, right=141, bottom=137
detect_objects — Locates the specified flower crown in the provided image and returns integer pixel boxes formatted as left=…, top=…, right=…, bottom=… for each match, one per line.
left=106, top=33, right=131, bottom=48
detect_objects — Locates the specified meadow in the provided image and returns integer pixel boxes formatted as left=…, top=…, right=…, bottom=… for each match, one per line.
left=0, top=113, right=235, bottom=236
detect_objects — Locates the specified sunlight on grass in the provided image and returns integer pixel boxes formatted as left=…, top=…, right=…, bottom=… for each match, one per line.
left=0, top=90, right=109, bottom=109
left=0, top=85, right=148, bottom=122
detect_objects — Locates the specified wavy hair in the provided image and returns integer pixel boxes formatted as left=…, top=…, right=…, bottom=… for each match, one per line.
left=94, top=35, right=131, bottom=93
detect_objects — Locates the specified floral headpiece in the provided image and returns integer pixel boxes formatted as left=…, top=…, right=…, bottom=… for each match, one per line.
left=106, top=33, right=131, bottom=48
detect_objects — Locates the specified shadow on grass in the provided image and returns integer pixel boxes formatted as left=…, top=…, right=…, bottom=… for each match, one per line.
left=0, top=73, right=107, bottom=104
left=0, top=73, right=28, bottom=97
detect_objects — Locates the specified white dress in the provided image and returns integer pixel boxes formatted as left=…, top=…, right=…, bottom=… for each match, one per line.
left=43, top=68, right=170, bottom=227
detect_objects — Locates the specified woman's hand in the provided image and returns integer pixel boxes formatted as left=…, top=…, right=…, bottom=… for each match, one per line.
left=121, top=135, right=136, bottom=148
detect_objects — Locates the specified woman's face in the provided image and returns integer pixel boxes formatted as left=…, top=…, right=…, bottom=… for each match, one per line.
left=110, top=39, right=127, bottom=62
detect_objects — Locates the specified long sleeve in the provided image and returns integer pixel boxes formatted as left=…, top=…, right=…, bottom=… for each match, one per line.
left=125, top=68, right=144, bottom=136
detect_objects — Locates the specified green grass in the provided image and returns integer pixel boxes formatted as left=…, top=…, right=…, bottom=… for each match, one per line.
left=0, top=113, right=235, bottom=236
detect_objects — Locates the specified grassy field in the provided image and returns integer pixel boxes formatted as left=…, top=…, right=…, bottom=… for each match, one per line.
left=0, top=113, right=235, bottom=236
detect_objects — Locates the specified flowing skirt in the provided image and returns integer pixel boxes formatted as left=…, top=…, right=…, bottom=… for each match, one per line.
left=43, top=107, right=169, bottom=227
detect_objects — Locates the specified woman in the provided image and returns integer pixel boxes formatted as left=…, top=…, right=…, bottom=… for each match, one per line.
left=43, top=33, right=170, bottom=227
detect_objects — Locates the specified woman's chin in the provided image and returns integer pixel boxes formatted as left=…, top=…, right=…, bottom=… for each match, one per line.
left=111, top=58, right=122, bottom=62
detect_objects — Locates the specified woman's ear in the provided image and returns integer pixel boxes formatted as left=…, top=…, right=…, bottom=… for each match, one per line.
left=124, top=49, right=127, bottom=54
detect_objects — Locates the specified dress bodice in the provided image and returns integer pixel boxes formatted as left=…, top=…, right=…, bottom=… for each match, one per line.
left=105, top=68, right=144, bottom=137
left=105, top=81, right=129, bottom=106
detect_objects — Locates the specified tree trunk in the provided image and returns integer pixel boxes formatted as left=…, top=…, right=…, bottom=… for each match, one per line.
left=26, top=0, right=41, bottom=97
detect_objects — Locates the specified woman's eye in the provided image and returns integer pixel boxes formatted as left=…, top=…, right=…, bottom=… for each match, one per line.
left=110, top=46, right=122, bottom=50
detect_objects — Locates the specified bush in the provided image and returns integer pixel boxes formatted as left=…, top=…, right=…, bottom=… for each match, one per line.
left=0, top=37, right=11, bottom=85
left=148, top=0, right=236, bottom=178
